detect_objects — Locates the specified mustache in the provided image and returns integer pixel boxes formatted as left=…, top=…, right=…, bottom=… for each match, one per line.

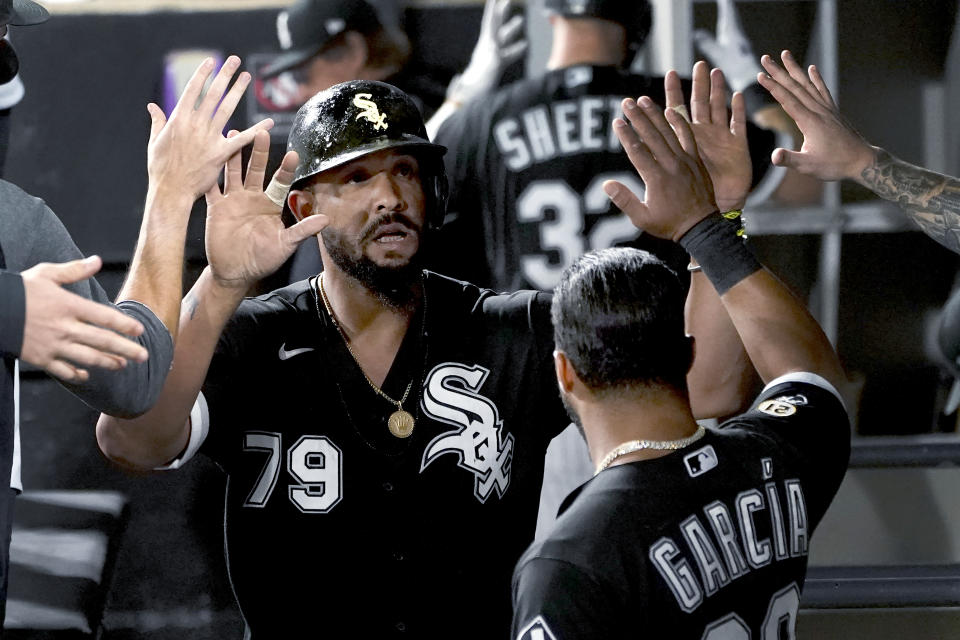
left=359, top=212, right=420, bottom=244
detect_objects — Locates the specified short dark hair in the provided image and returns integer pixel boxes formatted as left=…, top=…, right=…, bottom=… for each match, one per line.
left=552, top=247, right=692, bottom=393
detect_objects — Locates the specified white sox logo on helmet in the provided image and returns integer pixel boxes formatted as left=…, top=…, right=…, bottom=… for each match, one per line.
left=353, top=93, right=388, bottom=130
left=419, top=363, right=514, bottom=503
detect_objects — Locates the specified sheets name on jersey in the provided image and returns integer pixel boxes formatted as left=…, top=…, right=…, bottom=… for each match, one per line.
left=494, top=96, right=630, bottom=171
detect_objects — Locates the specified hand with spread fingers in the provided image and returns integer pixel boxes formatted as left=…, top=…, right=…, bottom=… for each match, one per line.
left=666, top=62, right=751, bottom=212
left=603, top=95, right=717, bottom=242
left=204, top=131, right=329, bottom=291
left=145, top=55, right=275, bottom=201
left=757, top=49, right=874, bottom=182
left=20, top=256, right=148, bottom=382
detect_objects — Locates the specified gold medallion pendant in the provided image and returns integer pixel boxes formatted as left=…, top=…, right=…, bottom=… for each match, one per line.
left=388, top=410, right=415, bottom=438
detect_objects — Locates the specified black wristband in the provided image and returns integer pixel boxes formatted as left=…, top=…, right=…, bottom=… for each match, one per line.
left=678, top=212, right=761, bottom=295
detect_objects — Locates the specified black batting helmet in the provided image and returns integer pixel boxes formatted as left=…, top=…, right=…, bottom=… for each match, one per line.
left=544, top=0, right=653, bottom=53
left=285, top=79, right=448, bottom=229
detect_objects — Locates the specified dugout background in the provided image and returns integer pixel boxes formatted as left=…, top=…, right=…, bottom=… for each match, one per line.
left=4, top=0, right=960, bottom=637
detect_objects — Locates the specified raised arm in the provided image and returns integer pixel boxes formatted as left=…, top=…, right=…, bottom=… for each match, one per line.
left=118, top=55, right=270, bottom=335
left=664, top=62, right=757, bottom=417
left=603, top=74, right=845, bottom=390
left=758, top=49, right=960, bottom=255
left=96, top=129, right=328, bottom=469
left=694, top=0, right=821, bottom=205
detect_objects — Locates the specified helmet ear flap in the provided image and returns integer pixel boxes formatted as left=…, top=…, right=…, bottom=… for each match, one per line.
left=426, top=161, right=449, bottom=231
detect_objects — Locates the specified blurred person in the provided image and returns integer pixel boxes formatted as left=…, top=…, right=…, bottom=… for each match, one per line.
left=0, top=1, right=270, bottom=617
left=96, top=76, right=750, bottom=638
left=260, top=0, right=416, bottom=107
left=512, top=65, right=848, bottom=640
left=427, top=0, right=807, bottom=292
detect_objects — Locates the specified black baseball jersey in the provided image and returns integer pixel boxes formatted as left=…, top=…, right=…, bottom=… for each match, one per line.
left=191, top=272, right=568, bottom=638
left=511, top=374, right=850, bottom=640
left=431, top=65, right=775, bottom=291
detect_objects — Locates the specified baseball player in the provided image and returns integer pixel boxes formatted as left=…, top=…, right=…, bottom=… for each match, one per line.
left=511, top=65, right=849, bottom=640
left=96, top=73, right=747, bottom=637
left=429, top=0, right=784, bottom=291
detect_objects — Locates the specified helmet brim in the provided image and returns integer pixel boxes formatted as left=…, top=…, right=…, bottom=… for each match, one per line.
left=283, top=135, right=446, bottom=217
left=259, top=47, right=321, bottom=79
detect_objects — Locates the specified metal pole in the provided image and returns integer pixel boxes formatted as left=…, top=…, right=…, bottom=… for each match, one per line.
left=815, top=0, right=842, bottom=345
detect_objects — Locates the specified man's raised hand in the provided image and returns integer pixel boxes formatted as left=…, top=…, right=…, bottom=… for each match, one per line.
left=203, top=130, right=328, bottom=291
left=667, top=62, right=751, bottom=213
left=604, top=94, right=717, bottom=242
left=145, top=55, right=274, bottom=201
left=20, top=256, right=148, bottom=382
left=758, top=49, right=874, bottom=181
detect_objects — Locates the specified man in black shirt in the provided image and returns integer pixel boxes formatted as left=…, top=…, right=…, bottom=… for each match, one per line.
left=97, top=76, right=747, bottom=638
left=511, top=65, right=849, bottom=640
left=430, top=0, right=787, bottom=291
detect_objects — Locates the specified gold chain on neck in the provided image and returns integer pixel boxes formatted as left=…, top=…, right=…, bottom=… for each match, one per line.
left=594, top=425, right=706, bottom=475
left=316, top=273, right=416, bottom=437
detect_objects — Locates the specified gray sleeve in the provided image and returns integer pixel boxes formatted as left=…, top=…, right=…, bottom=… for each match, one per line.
left=6, top=181, right=174, bottom=417
left=59, top=300, right=174, bottom=418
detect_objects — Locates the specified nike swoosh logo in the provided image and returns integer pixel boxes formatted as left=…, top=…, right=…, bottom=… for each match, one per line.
left=278, top=343, right=315, bottom=361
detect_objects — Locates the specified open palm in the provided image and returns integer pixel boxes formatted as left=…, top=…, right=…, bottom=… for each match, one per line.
left=204, top=131, right=328, bottom=290
left=665, top=63, right=751, bottom=212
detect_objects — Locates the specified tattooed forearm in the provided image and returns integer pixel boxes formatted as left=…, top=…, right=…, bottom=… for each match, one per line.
left=860, top=149, right=960, bottom=253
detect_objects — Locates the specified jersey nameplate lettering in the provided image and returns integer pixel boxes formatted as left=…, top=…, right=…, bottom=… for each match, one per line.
left=649, top=478, right=809, bottom=612
left=493, top=96, right=628, bottom=171
left=420, top=362, right=514, bottom=503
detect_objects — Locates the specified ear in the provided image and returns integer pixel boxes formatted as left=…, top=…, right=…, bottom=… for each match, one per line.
left=287, top=189, right=315, bottom=222
left=343, top=31, right=370, bottom=75
left=553, top=350, right=577, bottom=393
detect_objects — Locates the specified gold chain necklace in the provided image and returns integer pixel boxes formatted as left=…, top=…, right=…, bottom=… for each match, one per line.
left=316, top=273, right=416, bottom=438
left=594, top=425, right=706, bottom=475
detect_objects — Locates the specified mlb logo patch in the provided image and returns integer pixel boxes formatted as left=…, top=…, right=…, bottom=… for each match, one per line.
left=516, top=616, right=558, bottom=640
left=684, top=445, right=719, bottom=478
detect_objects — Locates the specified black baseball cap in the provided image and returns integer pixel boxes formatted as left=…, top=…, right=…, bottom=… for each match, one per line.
left=0, top=0, right=50, bottom=26
left=260, top=0, right=382, bottom=78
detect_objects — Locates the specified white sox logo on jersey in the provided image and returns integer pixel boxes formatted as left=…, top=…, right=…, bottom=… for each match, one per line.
left=420, top=363, right=514, bottom=503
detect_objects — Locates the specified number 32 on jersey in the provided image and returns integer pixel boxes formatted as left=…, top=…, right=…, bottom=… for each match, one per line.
left=518, top=172, right=644, bottom=289
left=242, top=432, right=342, bottom=513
